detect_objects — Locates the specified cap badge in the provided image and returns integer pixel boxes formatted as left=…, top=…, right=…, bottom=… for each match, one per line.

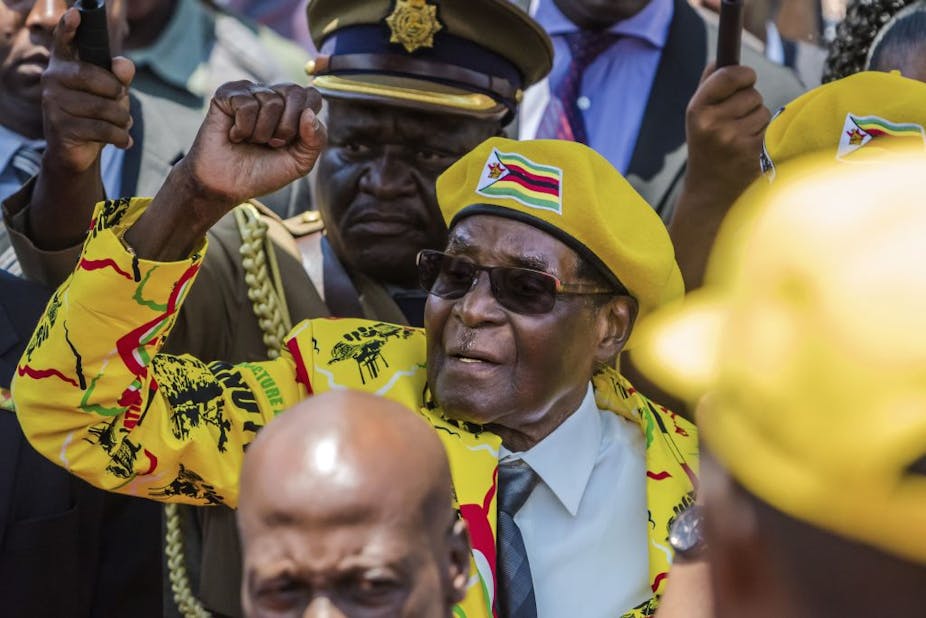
left=837, top=113, right=926, bottom=160
left=385, top=0, right=443, bottom=54
left=477, top=148, right=563, bottom=215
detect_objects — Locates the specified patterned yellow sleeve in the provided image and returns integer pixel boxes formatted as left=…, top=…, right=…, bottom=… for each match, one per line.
left=11, top=199, right=307, bottom=508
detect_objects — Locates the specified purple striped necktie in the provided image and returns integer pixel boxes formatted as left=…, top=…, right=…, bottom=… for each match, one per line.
left=536, top=31, right=619, bottom=144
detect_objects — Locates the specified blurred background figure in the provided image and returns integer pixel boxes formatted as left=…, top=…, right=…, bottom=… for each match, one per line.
left=637, top=154, right=926, bottom=618
left=823, top=0, right=916, bottom=82
left=124, top=0, right=309, bottom=113
left=517, top=0, right=802, bottom=219
left=221, top=0, right=313, bottom=52
left=237, top=390, right=470, bottom=618
left=865, top=1, right=926, bottom=80
left=694, top=0, right=829, bottom=87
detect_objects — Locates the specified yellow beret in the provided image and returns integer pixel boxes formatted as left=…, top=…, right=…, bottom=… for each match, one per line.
left=761, top=71, right=926, bottom=179
left=634, top=153, right=926, bottom=565
left=436, top=137, right=683, bottom=343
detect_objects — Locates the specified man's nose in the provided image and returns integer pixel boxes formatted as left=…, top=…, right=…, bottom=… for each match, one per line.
left=26, top=0, right=67, bottom=32
left=453, top=271, right=505, bottom=327
left=303, top=595, right=347, bottom=618
left=358, top=149, right=417, bottom=200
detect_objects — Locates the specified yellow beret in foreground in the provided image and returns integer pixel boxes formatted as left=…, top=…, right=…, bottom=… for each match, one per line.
left=633, top=153, right=926, bottom=564
left=436, top=137, right=683, bottom=343
left=761, top=71, right=926, bottom=179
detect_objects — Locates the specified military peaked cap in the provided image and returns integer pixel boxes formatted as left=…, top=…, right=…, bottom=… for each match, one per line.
left=306, top=0, right=553, bottom=121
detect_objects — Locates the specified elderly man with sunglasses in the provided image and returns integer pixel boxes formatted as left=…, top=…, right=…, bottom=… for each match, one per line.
left=12, top=88, right=697, bottom=618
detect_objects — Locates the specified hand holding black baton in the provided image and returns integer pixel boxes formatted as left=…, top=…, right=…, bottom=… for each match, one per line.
left=716, top=0, right=744, bottom=68
left=75, top=0, right=112, bottom=71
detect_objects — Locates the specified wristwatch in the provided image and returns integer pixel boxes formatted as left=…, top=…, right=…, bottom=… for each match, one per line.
left=668, top=503, right=707, bottom=561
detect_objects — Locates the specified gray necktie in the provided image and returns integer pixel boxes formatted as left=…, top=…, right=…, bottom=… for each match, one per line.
left=497, top=459, right=539, bottom=618
left=11, top=145, right=42, bottom=183
left=0, top=229, right=17, bottom=275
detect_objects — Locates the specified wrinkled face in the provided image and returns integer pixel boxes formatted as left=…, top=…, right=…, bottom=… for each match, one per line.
left=553, top=0, right=651, bottom=28
left=425, top=215, right=606, bottom=431
left=0, top=0, right=127, bottom=113
left=240, top=476, right=461, bottom=618
left=316, top=100, right=500, bottom=288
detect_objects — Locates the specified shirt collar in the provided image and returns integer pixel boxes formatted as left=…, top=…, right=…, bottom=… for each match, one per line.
left=127, top=0, right=208, bottom=95
left=0, top=124, right=44, bottom=174
left=500, top=384, right=602, bottom=516
left=534, top=0, right=673, bottom=48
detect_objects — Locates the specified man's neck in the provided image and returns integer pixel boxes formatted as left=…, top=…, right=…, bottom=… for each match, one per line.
left=125, top=0, right=179, bottom=51
left=489, top=383, right=590, bottom=452
left=0, top=106, right=43, bottom=141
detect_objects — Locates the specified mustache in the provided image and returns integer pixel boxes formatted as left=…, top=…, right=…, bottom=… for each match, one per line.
left=342, top=198, right=427, bottom=226
left=457, top=329, right=477, bottom=355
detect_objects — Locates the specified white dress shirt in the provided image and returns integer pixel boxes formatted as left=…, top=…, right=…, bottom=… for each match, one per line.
left=499, top=384, right=651, bottom=617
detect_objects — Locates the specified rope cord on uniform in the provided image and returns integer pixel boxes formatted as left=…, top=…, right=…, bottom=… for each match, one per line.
left=235, top=202, right=293, bottom=358
left=164, top=203, right=292, bottom=617
left=164, top=502, right=211, bottom=618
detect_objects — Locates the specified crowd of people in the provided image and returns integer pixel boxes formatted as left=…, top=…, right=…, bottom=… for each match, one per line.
left=0, top=0, right=923, bottom=616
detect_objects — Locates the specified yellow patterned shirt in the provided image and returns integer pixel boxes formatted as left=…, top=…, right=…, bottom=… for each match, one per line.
left=12, top=199, right=699, bottom=618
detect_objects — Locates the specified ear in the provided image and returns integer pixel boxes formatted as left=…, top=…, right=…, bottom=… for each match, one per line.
left=592, top=295, right=638, bottom=366
left=447, top=518, right=472, bottom=604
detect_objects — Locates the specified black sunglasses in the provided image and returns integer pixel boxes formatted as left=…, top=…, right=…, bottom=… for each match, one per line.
left=416, top=250, right=617, bottom=315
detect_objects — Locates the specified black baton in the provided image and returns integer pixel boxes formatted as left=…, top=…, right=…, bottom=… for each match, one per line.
left=716, top=0, right=744, bottom=68
left=76, top=0, right=112, bottom=71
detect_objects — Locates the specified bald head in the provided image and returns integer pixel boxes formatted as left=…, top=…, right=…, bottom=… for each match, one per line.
left=238, top=390, right=469, bottom=618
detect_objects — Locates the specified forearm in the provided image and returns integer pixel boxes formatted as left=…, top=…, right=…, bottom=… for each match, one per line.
left=28, top=158, right=106, bottom=251
left=124, top=161, right=235, bottom=262
left=668, top=179, right=739, bottom=291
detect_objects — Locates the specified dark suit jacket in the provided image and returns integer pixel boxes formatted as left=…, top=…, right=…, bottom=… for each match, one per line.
left=0, top=270, right=162, bottom=617
left=516, top=0, right=805, bottom=219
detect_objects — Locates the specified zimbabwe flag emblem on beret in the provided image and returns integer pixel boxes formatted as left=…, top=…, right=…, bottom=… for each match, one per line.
left=476, top=148, right=563, bottom=214
left=837, top=113, right=926, bottom=161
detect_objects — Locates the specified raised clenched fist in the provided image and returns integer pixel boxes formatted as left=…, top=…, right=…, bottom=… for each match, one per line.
left=175, top=81, right=327, bottom=209
left=125, top=81, right=327, bottom=261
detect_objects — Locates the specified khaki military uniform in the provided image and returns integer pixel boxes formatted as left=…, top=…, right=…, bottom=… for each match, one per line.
left=161, top=205, right=410, bottom=618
